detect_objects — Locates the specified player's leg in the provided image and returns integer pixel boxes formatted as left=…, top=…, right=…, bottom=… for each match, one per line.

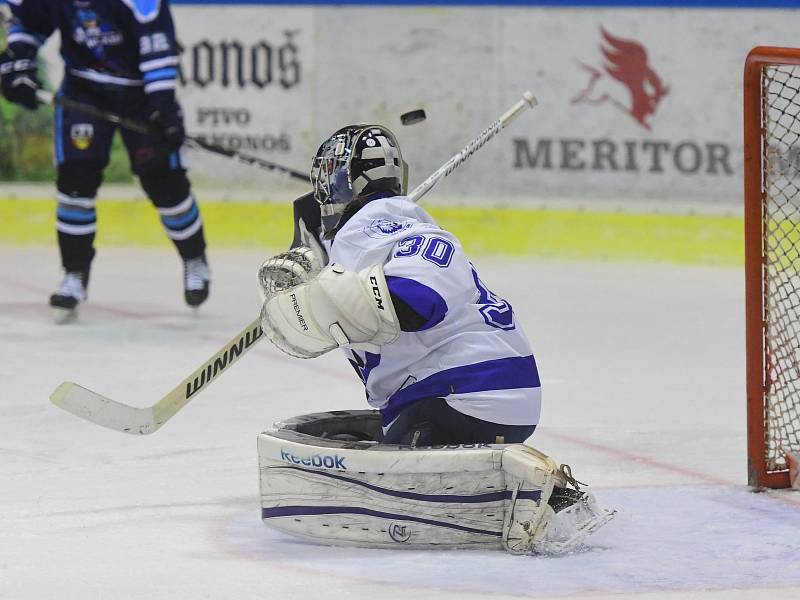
left=379, top=397, right=536, bottom=446
left=50, top=78, right=115, bottom=318
left=120, top=117, right=210, bottom=307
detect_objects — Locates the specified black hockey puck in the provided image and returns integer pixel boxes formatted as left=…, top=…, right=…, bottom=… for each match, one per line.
left=400, top=109, right=427, bottom=126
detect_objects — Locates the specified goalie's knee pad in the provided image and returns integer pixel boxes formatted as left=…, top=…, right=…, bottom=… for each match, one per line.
left=257, top=410, right=614, bottom=554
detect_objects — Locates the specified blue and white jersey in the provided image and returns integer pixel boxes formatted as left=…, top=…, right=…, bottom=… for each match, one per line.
left=328, top=196, right=541, bottom=427
left=6, top=0, right=179, bottom=94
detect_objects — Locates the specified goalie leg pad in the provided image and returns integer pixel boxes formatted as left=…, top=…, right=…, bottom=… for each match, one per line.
left=257, top=411, right=613, bottom=553
left=259, top=413, right=514, bottom=550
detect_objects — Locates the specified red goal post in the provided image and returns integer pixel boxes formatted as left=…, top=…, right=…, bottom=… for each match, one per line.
left=744, top=46, right=800, bottom=489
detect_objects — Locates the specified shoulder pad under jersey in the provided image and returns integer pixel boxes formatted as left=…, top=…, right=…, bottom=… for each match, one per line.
left=119, top=0, right=162, bottom=24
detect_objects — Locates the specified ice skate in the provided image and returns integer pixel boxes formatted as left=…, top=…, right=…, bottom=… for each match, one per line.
left=49, top=270, right=89, bottom=324
left=183, top=254, right=210, bottom=308
left=532, top=465, right=616, bottom=555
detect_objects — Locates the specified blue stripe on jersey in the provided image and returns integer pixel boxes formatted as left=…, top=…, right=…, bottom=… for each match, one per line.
left=381, top=355, right=541, bottom=424
left=54, top=101, right=65, bottom=164
left=142, top=67, right=177, bottom=82
left=386, top=276, right=448, bottom=331
left=9, top=24, right=44, bottom=41
left=161, top=204, right=198, bottom=229
left=362, top=351, right=381, bottom=385
left=57, top=207, right=96, bottom=223
left=121, top=0, right=162, bottom=23
left=131, top=0, right=160, bottom=13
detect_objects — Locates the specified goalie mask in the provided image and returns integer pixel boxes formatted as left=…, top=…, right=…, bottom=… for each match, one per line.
left=311, top=125, right=408, bottom=237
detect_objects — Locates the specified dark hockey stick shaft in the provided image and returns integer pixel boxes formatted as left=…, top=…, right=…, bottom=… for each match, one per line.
left=184, top=134, right=309, bottom=181
left=35, top=90, right=310, bottom=182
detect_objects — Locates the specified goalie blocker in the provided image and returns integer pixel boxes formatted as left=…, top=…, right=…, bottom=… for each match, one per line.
left=258, top=411, right=614, bottom=555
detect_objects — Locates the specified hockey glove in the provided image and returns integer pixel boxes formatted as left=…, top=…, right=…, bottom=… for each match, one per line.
left=147, top=94, right=186, bottom=151
left=261, top=263, right=400, bottom=359
left=0, top=49, right=41, bottom=110
left=257, top=246, right=324, bottom=303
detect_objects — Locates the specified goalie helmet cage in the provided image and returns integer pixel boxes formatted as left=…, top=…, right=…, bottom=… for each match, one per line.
left=744, top=46, right=800, bottom=489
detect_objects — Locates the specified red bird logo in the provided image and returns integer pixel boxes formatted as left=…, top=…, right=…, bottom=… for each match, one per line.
left=572, top=28, right=669, bottom=130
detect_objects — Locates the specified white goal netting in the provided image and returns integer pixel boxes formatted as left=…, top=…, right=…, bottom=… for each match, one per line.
left=762, top=63, right=800, bottom=472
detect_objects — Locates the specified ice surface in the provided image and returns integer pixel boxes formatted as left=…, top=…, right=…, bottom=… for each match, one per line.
left=1, top=246, right=798, bottom=600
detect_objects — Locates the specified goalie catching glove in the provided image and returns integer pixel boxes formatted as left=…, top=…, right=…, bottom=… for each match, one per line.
left=257, top=246, right=324, bottom=303
left=260, top=262, right=400, bottom=358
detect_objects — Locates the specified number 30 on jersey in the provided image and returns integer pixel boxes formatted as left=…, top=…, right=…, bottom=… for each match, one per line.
left=394, top=235, right=515, bottom=331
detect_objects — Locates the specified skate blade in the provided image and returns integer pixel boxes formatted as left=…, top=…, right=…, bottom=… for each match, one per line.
left=52, top=306, right=78, bottom=324
left=535, top=501, right=616, bottom=556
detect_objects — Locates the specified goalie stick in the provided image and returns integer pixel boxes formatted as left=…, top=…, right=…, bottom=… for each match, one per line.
left=408, top=91, right=536, bottom=202
left=49, top=91, right=538, bottom=434
left=51, top=319, right=263, bottom=434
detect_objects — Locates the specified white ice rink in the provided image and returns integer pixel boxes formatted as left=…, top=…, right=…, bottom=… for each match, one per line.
left=1, top=246, right=799, bottom=600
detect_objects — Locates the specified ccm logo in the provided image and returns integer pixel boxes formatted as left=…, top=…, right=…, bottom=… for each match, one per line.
left=369, top=276, right=384, bottom=310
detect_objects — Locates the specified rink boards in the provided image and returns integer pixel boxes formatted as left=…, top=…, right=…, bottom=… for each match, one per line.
left=29, top=1, right=800, bottom=207
left=0, top=196, right=744, bottom=264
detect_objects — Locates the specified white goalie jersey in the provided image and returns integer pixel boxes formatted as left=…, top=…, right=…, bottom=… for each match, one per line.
left=325, top=195, right=541, bottom=428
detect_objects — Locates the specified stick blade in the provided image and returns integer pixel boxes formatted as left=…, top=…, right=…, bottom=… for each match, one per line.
left=50, top=382, right=157, bottom=435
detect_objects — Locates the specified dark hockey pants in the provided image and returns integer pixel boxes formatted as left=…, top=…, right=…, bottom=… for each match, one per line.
left=54, top=76, right=205, bottom=273
left=379, top=397, right=536, bottom=446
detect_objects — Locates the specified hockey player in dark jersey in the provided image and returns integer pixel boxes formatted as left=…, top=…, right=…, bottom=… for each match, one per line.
left=0, top=0, right=210, bottom=318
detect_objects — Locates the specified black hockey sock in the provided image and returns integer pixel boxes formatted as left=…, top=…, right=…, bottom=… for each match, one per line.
left=58, top=230, right=96, bottom=273
left=172, top=225, right=206, bottom=260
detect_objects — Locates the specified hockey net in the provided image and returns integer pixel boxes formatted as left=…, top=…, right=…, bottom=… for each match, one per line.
left=745, top=47, right=800, bottom=489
